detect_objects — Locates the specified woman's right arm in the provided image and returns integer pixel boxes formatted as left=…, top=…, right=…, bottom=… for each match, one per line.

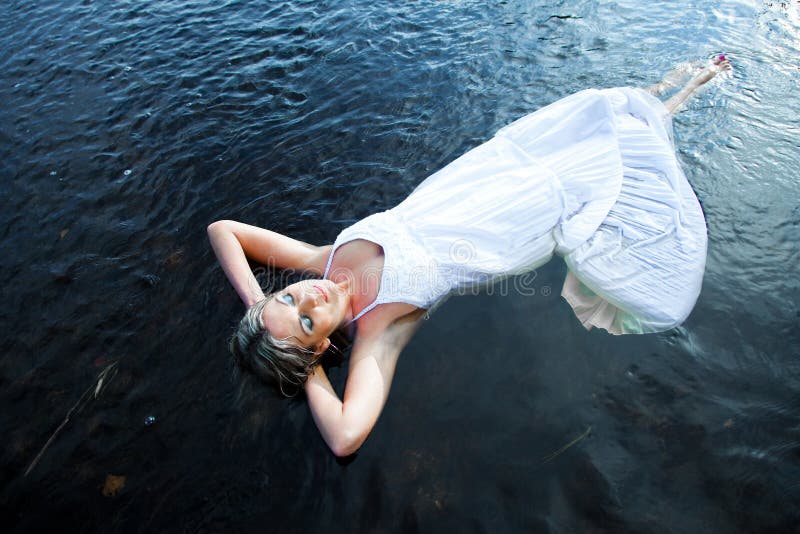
left=304, top=310, right=424, bottom=456
left=207, top=220, right=328, bottom=308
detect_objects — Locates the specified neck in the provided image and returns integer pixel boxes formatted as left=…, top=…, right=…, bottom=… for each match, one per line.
left=333, top=277, right=356, bottom=326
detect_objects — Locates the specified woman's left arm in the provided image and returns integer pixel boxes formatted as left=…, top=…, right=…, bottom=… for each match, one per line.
left=304, top=311, right=423, bottom=457
left=207, top=220, right=329, bottom=308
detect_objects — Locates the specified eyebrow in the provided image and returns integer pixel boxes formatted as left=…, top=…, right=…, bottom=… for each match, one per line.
left=277, top=292, right=309, bottom=338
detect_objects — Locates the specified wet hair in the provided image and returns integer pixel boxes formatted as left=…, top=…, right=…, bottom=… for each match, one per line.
left=229, top=297, right=345, bottom=397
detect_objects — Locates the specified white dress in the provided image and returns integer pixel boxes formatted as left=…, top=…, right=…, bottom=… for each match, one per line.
left=323, top=87, right=707, bottom=334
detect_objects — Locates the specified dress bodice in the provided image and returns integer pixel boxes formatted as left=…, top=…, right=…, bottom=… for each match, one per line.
left=323, top=210, right=445, bottom=322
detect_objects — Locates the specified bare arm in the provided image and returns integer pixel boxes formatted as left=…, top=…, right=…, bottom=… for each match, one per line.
left=304, top=310, right=424, bottom=456
left=207, top=220, right=328, bottom=308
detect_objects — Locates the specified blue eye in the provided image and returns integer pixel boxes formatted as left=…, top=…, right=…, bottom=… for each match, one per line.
left=301, top=315, right=313, bottom=331
left=282, top=293, right=295, bottom=305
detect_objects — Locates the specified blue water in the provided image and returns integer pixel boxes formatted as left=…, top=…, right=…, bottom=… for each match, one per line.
left=1, top=0, right=799, bottom=531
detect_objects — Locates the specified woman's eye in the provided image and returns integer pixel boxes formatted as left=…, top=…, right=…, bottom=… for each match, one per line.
left=283, top=293, right=295, bottom=305
left=301, top=315, right=313, bottom=331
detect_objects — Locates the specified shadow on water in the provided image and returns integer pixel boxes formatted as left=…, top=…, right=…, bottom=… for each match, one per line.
left=1, top=0, right=800, bottom=532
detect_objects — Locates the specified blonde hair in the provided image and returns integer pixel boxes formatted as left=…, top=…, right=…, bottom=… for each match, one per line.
left=228, top=297, right=321, bottom=397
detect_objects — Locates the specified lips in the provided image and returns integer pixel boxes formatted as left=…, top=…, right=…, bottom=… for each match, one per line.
left=313, top=284, right=328, bottom=303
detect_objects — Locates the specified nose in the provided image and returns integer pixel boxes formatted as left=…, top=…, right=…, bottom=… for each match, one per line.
left=300, top=290, right=320, bottom=309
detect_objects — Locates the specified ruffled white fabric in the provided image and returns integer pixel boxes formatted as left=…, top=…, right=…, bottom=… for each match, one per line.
left=325, top=87, right=707, bottom=333
left=560, top=88, right=707, bottom=334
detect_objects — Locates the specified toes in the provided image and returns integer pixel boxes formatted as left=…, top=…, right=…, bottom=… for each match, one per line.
left=709, top=55, right=732, bottom=74
left=712, top=54, right=726, bottom=65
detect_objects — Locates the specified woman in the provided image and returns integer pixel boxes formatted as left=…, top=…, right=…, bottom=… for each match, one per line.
left=208, top=57, right=732, bottom=457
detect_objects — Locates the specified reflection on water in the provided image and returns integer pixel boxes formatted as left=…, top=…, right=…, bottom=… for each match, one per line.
left=1, top=0, right=799, bottom=531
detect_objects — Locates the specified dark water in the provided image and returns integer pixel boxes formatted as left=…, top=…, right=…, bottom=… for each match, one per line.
left=2, top=0, right=799, bottom=531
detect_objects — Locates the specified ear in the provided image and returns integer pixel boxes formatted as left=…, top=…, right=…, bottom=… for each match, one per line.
left=313, top=337, right=331, bottom=355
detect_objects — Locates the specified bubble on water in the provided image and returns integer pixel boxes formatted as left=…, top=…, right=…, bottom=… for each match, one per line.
left=123, top=169, right=132, bottom=176
left=144, top=415, right=156, bottom=426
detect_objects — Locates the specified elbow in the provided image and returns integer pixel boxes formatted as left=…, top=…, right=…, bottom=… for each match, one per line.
left=329, top=430, right=366, bottom=458
left=207, top=219, right=226, bottom=235
left=207, top=220, right=233, bottom=239
left=331, top=442, right=360, bottom=458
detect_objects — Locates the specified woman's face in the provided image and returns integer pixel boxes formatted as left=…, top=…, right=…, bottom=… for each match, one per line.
left=260, top=279, right=349, bottom=353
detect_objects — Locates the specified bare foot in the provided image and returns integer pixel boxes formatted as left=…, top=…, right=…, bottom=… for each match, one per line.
left=663, top=54, right=732, bottom=115
left=692, top=54, right=732, bottom=87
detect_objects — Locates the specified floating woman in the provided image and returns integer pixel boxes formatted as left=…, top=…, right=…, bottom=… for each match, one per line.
left=208, top=56, right=732, bottom=456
